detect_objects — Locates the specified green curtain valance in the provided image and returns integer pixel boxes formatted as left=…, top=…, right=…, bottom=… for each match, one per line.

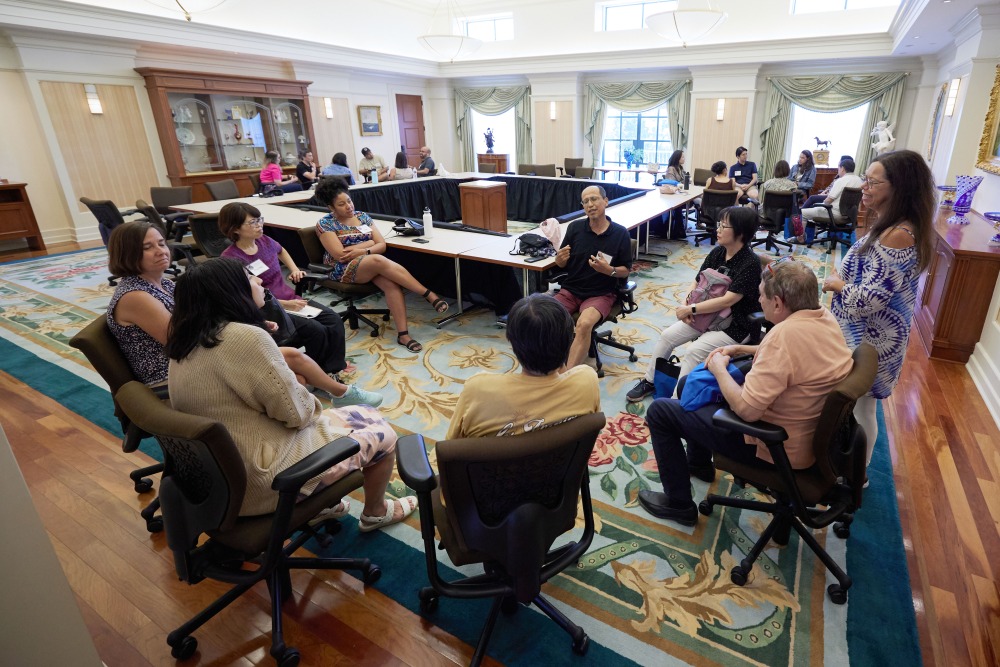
left=583, top=81, right=690, bottom=165
left=454, top=86, right=531, bottom=171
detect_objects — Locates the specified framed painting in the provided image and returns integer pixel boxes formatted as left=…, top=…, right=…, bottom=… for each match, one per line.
left=358, top=105, right=382, bottom=137
left=926, top=83, right=947, bottom=162
left=976, top=64, right=1000, bottom=175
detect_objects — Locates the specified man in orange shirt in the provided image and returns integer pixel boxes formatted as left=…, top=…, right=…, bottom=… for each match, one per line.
left=639, top=260, right=853, bottom=526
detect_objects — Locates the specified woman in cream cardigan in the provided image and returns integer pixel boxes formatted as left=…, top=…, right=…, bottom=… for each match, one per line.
left=166, top=258, right=416, bottom=527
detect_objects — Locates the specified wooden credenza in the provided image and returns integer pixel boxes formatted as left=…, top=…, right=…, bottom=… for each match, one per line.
left=459, top=181, right=507, bottom=233
left=477, top=153, right=508, bottom=174
left=914, top=209, right=1000, bottom=363
left=0, top=183, right=45, bottom=251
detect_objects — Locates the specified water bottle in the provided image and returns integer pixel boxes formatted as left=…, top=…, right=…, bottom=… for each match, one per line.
left=371, top=166, right=379, bottom=184
left=422, top=207, right=434, bottom=238
left=683, top=171, right=690, bottom=192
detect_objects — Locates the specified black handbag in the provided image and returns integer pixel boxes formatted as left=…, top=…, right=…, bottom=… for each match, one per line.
left=511, top=232, right=555, bottom=258
left=260, top=290, right=295, bottom=345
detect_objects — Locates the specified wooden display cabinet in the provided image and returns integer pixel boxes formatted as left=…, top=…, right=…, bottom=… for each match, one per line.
left=136, top=68, right=316, bottom=202
left=477, top=153, right=508, bottom=174
left=0, top=183, right=45, bottom=251
left=459, top=181, right=508, bottom=233
left=914, top=209, right=1000, bottom=363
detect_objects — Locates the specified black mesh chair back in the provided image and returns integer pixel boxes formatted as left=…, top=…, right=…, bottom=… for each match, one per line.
left=80, top=197, right=127, bottom=245
left=114, top=380, right=377, bottom=664
left=134, top=199, right=202, bottom=269
left=188, top=213, right=231, bottom=258
left=808, top=187, right=863, bottom=254
left=204, top=179, right=240, bottom=201
left=751, top=191, right=794, bottom=255
left=691, top=189, right=738, bottom=245
left=396, top=412, right=606, bottom=664
left=150, top=186, right=192, bottom=214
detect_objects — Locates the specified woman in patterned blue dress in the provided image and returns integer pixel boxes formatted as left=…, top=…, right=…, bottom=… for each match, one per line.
left=313, top=179, right=448, bottom=353
left=822, top=150, right=935, bottom=467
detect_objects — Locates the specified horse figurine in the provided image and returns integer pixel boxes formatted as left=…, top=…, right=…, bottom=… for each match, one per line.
left=814, top=136, right=830, bottom=149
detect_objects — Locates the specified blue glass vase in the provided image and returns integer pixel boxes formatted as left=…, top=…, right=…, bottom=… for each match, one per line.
left=947, top=175, right=983, bottom=224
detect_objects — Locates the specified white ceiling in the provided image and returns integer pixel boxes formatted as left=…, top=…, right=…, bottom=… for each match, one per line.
left=1, top=0, right=989, bottom=71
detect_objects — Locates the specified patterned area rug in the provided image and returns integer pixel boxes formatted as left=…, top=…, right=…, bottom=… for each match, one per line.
left=0, top=238, right=920, bottom=666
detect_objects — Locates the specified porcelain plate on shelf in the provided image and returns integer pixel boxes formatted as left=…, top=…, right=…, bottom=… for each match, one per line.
left=176, top=127, right=196, bottom=145
left=279, top=129, right=291, bottom=142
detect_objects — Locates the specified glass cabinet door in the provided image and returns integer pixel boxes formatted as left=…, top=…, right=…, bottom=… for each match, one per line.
left=168, top=94, right=224, bottom=173
left=211, top=96, right=275, bottom=171
left=271, top=100, right=310, bottom=164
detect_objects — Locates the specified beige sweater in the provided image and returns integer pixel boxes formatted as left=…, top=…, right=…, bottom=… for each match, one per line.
left=168, top=323, right=350, bottom=516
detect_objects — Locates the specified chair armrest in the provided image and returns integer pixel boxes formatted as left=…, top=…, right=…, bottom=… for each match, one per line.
left=163, top=211, right=189, bottom=222
left=712, top=408, right=788, bottom=443
left=556, top=167, right=565, bottom=176
left=396, top=434, right=437, bottom=493
left=295, top=270, right=330, bottom=296
left=818, top=203, right=833, bottom=211
left=168, top=242, right=198, bottom=266
left=747, top=197, right=760, bottom=207
left=271, top=436, right=360, bottom=492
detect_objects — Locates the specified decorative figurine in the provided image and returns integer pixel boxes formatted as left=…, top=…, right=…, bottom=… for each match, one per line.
left=484, top=128, right=495, bottom=154
left=814, top=136, right=830, bottom=149
left=870, top=121, right=896, bottom=156
left=233, top=123, right=242, bottom=142
left=983, top=212, right=1000, bottom=247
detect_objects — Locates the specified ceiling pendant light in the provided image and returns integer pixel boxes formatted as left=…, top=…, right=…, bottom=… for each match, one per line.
left=645, top=0, right=728, bottom=48
left=142, top=0, right=230, bottom=22
left=417, top=0, right=483, bottom=62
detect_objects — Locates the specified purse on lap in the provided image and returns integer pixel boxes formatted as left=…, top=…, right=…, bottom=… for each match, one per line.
left=685, top=266, right=733, bottom=333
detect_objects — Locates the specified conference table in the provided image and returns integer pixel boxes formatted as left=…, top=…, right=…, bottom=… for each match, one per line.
left=173, top=175, right=702, bottom=324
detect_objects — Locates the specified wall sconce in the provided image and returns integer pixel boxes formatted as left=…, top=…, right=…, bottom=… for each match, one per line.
left=324, top=97, right=334, bottom=119
left=84, top=84, right=103, bottom=114
left=716, top=98, right=725, bottom=121
left=549, top=101, right=557, bottom=121
left=944, top=78, right=961, bottom=117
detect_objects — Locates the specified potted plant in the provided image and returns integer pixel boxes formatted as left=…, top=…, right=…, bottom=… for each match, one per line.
left=623, top=145, right=644, bottom=169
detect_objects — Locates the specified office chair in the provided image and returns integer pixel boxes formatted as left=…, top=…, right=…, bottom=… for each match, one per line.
left=114, top=380, right=380, bottom=665
left=590, top=279, right=639, bottom=377
left=69, top=316, right=164, bottom=533
left=516, top=163, right=537, bottom=176
left=134, top=199, right=203, bottom=269
left=249, top=172, right=263, bottom=195
left=80, top=197, right=145, bottom=285
left=204, top=178, right=240, bottom=201
left=751, top=191, right=794, bottom=255
left=575, top=166, right=595, bottom=179
left=693, top=167, right=714, bottom=187
left=294, top=226, right=390, bottom=336
left=396, top=412, right=606, bottom=666
left=557, top=157, right=584, bottom=177
left=149, top=186, right=193, bottom=241
left=699, top=343, right=877, bottom=604
left=690, top=190, right=738, bottom=246
left=534, top=163, right=557, bottom=177
left=477, top=162, right=497, bottom=173
left=807, top=187, right=862, bottom=254
left=188, top=212, right=232, bottom=258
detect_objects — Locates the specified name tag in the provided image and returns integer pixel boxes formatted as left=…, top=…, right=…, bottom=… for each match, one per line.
left=734, top=170, right=742, bottom=177
left=357, top=224, right=372, bottom=234
left=246, top=259, right=268, bottom=276
left=596, top=251, right=612, bottom=264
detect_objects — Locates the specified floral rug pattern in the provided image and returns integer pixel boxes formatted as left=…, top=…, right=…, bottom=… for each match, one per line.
left=0, top=239, right=855, bottom=666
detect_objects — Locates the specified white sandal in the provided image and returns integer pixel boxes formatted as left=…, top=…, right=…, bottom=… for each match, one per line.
left=307, top=499, right=350, bottom=527
left=359, top=496, right=417, bottom=533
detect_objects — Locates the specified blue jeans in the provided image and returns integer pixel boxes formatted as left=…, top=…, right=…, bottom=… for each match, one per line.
left=646, top=398, right=775, bottom=506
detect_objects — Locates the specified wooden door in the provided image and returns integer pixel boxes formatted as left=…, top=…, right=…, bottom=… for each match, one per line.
left=396, top=94, right=425, bottom=168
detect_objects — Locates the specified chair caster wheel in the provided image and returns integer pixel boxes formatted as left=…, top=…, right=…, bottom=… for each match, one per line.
left=134, top=478, right=154, bottom=493
left=146, top=517, right=164, bottom=533
left=169, top=635, right=197, bottom=660
left=827, top=584, right=848, bottom=604
left=730, top=566, right=748, bottom=586
left=597, top=368, right=605, bottom=379
left=277, top=648, right=300, bottom=667
left=369, top=330, right=379, bottom=337
left=698, top=500, right=713, bottom=516
left=419, top=588, right=439, bottom=614
left=501, top=595, right=519, bottom=615
left=572, top=634, right=590, bottom=656
left=628, top=354, right=638, bottom=362
left=363, top=564, right=382, bottom=585
left=833, top=522, right=851, bottom=539
left=382, top=314, right=390, bottom=321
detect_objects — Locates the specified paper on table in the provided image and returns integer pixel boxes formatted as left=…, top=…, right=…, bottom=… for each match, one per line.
left=287, top=305, right=322, bottom=318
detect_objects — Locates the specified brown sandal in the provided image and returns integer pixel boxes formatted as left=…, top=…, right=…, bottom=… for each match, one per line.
left=396, top=330, right=422, bottom=352
left=422, top=289, right=449, bottom=314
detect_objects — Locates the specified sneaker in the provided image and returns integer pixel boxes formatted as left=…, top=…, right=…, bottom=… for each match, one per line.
left=626, top=378, right=656, bottom=403
left=496, top=314, right=509, bottom=327
left=331, top=385, right=384, bottom=408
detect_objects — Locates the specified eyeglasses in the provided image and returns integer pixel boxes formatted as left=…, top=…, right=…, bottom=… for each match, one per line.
left=718, top=223, right=733, bottom=230
left=860, top=175, right=885, bottom=188
left=581, top=196, right=604, bottom=205
left=243, top=217, right=264, bottom=227
left=764, top=255, right=794, bottom=277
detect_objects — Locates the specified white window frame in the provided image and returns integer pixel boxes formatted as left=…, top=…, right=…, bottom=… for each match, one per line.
left=791, top=0, right=900, bottom=15
left=595, top=0, right=677, bottom=32
left=459, top=13, right=514, bottom=42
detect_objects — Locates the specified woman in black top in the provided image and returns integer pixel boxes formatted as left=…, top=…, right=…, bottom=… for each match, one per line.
left=627, top=206, right=763, bottom=402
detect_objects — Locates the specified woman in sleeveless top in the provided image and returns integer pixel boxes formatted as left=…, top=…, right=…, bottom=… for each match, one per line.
left=823, top=150, right=935, bottom=469
left=313, top=178, right=448, bottom=353
left=705, top=160, right=736, bottom=191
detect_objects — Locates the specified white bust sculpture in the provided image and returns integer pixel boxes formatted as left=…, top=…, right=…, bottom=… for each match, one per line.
left=871, top=120, right=896, bottom=156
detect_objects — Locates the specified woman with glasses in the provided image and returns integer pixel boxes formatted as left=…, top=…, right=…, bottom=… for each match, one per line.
left=822, top=149, right=935, bottom=470
left=627, top=206, right=763, bottom=403
left=166, top=258, right=416, bottom=527
left=313, top=179, right=447, bottom=353
left=106, top=219, right=379, bottom=407
left=217, top=203, right=380, bottom=406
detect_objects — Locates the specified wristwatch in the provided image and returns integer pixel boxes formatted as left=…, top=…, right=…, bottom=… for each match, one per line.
left=366, top=248, right=371, bottom=255
left=692, top=305, right=697, bottom=314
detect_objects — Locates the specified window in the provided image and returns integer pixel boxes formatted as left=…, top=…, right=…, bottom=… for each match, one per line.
left=792, top=0, right=900, bottom=14
left=597, top=1, right=676, bottom=32
left=461, top=14, right=513, bottom=41
left=600, top=102, right=672, bottom=181
left=786, top=103, right=870, bottom=167
left=471, top=108, right=516, bottom=168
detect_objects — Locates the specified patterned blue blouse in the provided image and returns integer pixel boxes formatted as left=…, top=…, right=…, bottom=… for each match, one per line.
left=831, top=228, right=919, bottom=399
left=316, top=211, right=374, bottom=283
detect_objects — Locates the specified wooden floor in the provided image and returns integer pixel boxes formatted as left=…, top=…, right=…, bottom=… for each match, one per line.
left=3, top=241, right=999, bottom=666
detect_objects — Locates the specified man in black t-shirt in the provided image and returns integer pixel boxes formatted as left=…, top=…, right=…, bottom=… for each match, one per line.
left=729, top=146, right=759, bottom=203
left=553, top=185, right=633, bottom=368
left=416, top=146, right=437, bottom=177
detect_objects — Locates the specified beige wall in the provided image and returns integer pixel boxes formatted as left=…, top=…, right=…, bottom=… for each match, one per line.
left=308, top=96, right=353, bottom=170
left=533, top=100, right=574, bottom=167
left=689, top=97, right=748, bottom=172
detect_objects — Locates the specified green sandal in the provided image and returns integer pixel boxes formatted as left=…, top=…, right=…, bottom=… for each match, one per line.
left=422, top=289, right=449, bottom=314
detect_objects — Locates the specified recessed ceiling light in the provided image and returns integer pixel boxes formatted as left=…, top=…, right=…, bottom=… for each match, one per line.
left=914, top=36, right=920, bottom=39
